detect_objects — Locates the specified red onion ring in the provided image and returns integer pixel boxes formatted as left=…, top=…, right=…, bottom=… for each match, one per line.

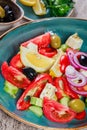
left=65, top=65, right=77, bottom=79
left=65, top=65, right=87, bottom=87
left=69, top=85, right=87, bottom=96
left=67, top=50, right=79, bottom=69
left=67, top=73, right=87, bottom=87
left=73, top=52, right=87, bottom=70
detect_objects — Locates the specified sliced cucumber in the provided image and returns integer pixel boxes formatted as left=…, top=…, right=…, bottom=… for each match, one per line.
left=60, top=96, right=70, bottom=106
left=29, top=106, right=43, bottom=117
left=4, top=80, right=19, bottom=98
left=30, top=97, right=43, bottom=107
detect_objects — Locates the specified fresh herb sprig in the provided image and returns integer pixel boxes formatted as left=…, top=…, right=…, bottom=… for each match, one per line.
left=44, top=0, right=75, bottom=17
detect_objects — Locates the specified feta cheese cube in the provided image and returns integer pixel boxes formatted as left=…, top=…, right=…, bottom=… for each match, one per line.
left=65, top=33, right=83, bottom=49
left=40, top=83, right=57, bottom=99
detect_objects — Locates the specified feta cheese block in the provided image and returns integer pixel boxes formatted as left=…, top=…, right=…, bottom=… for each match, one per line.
left=65, top=33, right=83, bottom=49
left=40, top=83, right=57, bottom=99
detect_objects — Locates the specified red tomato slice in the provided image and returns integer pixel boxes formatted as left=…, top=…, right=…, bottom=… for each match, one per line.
left=39, top=47, right=57, bottom=57
left=43, top=97, right=76, bottom=123
left=10, top=54, right=24, bottom=71
left=21, top=32, right=51, bottom=48
left=1, top=62, right=31, bottom=89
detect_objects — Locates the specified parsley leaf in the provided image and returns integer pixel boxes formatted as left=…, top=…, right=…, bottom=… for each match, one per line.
left=43, top=0, right=75, bottom=17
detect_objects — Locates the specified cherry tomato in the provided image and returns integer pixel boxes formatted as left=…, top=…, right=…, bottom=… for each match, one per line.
left=60, top=54, right=70, bottom=73
left=75, top=110, right=86, bottom=120
left=43, top=97, right=76, bottom=123
left=21, top=32, right=51, bottom=48
left=1, top=62, right=31, bottom=89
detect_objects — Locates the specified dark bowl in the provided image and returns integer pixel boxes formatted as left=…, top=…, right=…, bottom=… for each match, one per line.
left=0, top=0, right=24, bottom=31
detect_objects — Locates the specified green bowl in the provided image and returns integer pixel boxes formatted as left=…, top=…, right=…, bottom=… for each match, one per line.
left=16, top=0, right=74, bottom=20
left=0, top=18, right=87, bottom=130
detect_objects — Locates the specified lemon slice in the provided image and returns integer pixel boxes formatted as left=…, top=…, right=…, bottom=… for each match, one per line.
left=49, top=49, right=64, bottom=77
left=19, top=0, right=36, bottom=6
left=32, top=0, right=46, bottom=15
left=20, top=46, right=54, bottom=72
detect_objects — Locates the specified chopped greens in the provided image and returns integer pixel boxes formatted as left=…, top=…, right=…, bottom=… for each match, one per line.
left=43, top=0, right=75, bottom=16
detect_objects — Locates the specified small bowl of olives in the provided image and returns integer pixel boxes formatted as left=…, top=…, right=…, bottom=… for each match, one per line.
left=0, top=0, right=24, bottom=31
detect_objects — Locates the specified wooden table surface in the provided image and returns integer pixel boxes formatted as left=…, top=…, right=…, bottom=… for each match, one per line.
left=0, top=0, right=87, bottom=130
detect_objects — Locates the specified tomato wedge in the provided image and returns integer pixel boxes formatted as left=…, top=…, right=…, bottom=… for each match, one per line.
left=10, top=53, right=24, bottom=71
left=1, top=62, right=31, bottom=89
left=17, top=73, right=52, bottom=110
left=43, top=97, right=76, bottom=123
left=75, top=110, right=86, bottom=120
left=54, top=77, right=79, bottom=99
left=21, top=32, right=51, bottom=48
left=39, top=47, right=57, bottom=57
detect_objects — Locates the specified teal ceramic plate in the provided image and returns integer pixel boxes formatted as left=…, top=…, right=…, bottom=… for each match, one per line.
left=0, top=18, right=87, bottom=130
left=16, top=0, right=74, bottom=20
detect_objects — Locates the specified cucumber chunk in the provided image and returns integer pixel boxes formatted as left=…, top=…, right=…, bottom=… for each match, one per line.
left=29, top=106, right=43, bottom=117
left=4, top=80, right=19, bottom=98
left=30, top=97, right=43, bottom=107
left=60, top=96, right=70, bottom=106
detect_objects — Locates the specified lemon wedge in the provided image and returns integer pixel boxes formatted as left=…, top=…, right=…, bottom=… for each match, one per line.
left=20, top=44, right=54, bottom=72
left=49, top=49, right=64, bottom=77
left=32, top=0, right=46, bottom=15
left=19, top=0, right=36, bottom=6
left=0, top=6, right=5, bottom=18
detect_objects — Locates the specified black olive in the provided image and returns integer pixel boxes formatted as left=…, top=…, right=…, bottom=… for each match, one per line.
left=4, top=5, right=12, bottom=12
left=2, top=4, right=15, bottom=22
left=5, top=10, right=15, bottom=22
left=0, top=4, right=15, bottom=22
left=78, top=55, right=87, bottom=67
left=22, top=67, right=37, bottom=81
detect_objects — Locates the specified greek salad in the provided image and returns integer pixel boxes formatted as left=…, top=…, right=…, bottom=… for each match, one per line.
left=1, top=32, right=87, bottom=123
